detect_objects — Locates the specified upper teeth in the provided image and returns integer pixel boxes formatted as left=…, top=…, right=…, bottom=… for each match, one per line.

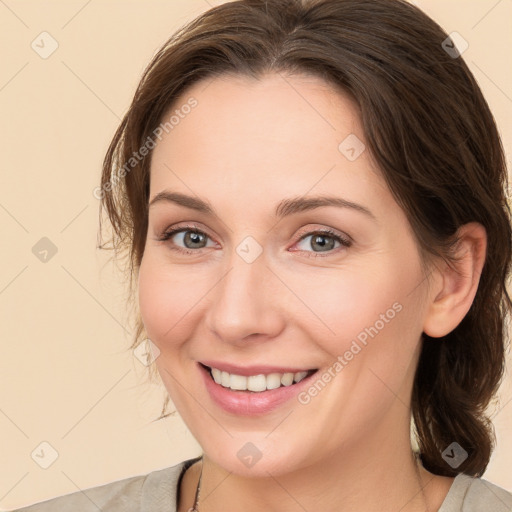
left=210, top=367, right=309, bottom=392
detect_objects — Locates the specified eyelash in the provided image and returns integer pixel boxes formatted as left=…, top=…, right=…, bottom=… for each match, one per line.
left=157, top=223, right=352, bottom=257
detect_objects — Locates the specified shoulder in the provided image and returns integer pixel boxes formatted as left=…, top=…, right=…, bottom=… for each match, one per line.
left=440, top=473, right=512, bottom=512
left=10, top=457, right=200, bottom=512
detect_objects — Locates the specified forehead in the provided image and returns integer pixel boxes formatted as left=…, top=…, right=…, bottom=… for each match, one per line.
left=149, top=72, right=388, bottom=212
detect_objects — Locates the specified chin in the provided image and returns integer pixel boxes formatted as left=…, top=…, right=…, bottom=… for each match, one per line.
left=198, top=434, right=311, bottom=478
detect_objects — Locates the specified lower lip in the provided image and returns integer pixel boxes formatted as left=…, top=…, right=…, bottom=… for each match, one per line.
left=199, top=364, right=317, bottom=416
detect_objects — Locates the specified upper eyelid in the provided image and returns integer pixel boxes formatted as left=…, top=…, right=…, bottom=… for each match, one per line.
left=161, top=223, right=214, bottom=240
left=160, top=224, right=351, bottom=247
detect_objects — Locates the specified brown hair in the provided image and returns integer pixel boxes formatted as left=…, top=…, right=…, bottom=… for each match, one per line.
left=99, top=0, right=512, bottom=477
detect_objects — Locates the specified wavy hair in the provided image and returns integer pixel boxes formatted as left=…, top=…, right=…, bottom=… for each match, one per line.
left=98, top=0, right=512, bottom=477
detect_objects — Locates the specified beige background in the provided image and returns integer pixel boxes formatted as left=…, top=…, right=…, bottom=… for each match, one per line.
left=0, top=0, right=511, bottom=509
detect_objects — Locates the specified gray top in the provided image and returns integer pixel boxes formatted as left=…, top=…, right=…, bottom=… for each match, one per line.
left=11, top=457, right=512, bottom=511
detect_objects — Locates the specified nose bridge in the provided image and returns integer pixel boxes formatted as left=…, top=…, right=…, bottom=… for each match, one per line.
left=205, top=242, right=283, bottom=343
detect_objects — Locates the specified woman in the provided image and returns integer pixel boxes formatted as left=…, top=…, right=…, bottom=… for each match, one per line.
left=13, top=0, right=512, bottom=510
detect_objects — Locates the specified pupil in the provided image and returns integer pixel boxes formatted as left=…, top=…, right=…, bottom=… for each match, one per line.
left=186, top=231, right=204, bottom=247
left=313, top=235, right=333, bottom=251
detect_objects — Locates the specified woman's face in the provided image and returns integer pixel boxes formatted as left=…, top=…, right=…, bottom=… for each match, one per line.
left=138, top=72, right=432, bottom=476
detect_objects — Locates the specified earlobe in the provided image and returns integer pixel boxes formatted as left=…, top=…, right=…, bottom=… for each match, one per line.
left=423, top=222, right=487, bottom=338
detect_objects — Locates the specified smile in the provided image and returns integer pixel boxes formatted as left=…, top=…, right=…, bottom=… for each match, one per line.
left=198, top=362, right=319, bottom=415
left=206, top=365, right=314, bottom=392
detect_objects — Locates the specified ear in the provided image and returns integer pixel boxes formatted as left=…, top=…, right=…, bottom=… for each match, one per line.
left=423, top=222, right=487, bottom=338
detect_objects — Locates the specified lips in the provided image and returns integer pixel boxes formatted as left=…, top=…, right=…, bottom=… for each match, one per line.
left=202, top=363, right=314, bottom=392
left=200, top=360, right=316, bottom=376
left=198, top=361, right=318, bottom=415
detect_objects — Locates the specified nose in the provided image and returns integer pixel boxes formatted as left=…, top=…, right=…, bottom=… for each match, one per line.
left=204, top=248, right=286, bottom=345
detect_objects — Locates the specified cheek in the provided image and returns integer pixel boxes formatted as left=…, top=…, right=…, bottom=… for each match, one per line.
left=290, top=268, right=415, bottom=353
left=138, top=255, right=197, bottom=351
left=290, top=271, right=423, bottom=438
left=286, top=255, right=426, bottom=407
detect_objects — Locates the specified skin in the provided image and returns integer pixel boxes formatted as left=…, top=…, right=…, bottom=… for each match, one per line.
left=138, top=72, right=487, bottom=511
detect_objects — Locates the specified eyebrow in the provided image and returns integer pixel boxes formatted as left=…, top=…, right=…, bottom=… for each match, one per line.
left=149, top=191, right=376, bottom=220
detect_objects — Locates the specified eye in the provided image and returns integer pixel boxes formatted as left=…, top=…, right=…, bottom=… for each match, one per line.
left=157, top=224, right=216, bottom=254
left=292, top=229, right=352, bottom=257
left=157, top=224, right=352, bottom=257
